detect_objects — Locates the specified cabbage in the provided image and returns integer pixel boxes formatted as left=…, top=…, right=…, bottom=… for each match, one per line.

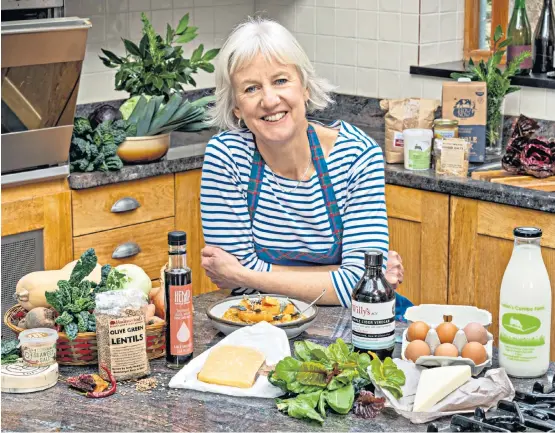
left=119, top=95, right=151, bottom=120
left=114, top=264, right=152, bottom=296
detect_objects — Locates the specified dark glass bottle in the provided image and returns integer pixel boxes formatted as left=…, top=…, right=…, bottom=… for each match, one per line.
left=507, top=0, right=533, bottom=75
left=351, top=251, right=396, bottom=360
left=532, top=0, right=555, bottom=73
left=164, top=231, right=193, bottom=369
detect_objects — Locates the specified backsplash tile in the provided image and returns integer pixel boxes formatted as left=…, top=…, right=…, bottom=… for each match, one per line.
left=72, top=0, right=554, bottom=124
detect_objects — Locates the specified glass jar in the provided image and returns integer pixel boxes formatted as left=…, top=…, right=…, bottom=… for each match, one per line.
left=433, top=119, right=459, bottom=169
left=18, top=328, right=58, bottom=367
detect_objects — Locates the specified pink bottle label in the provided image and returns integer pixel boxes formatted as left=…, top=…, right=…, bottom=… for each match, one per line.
left=507, top=45, right=533, bottom=68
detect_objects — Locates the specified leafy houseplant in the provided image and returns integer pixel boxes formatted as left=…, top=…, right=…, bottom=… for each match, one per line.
left=451, top=25, right=532, bottom=155
left=99, top=13, right=219, bottom=101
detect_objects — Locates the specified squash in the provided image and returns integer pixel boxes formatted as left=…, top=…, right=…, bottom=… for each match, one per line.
left=15, top=262, right=102, bottom=311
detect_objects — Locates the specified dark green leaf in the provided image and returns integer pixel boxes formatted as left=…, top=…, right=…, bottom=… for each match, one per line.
left=176, top=28, right=198, bottom=44
left=137, top=97, right=157, bottom=136
left=198, top=63, right=215, bottom=73
left=166, top=23, right=174, bottom=44
left=272, top=356, right=303, bottom=384
left=69, top=248, right=98, bottom=285
left=276, top=391, right=325, bottom=424
left=191, top=44, right=204, bottom=63
left=296, top=362, right=329, bottom=387
left=139, top=33, right=149, bottom=56
left=65, top=322, right=79, bottom=341
left=497, top=39, right=511, bottom=49
left=175, top=13, right=190, bottom=35
left=123, top=39, right=141, bottom=56
left=128, top=95, right=149, bottom=125
left=153, top=76, right=164, bottom=90
left=100, top=49, right=123, bottom=64
left=202, top=48, right=220, bottom=61
left=55, top=311, right=74, bottom=326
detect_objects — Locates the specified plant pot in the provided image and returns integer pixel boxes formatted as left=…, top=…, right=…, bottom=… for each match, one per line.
left=117, top=133, right=170, bottom=163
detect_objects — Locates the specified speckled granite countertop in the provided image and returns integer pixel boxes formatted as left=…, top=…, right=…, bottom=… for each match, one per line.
left=2, top=290, right=553, bottom=432
left=68, top=124, right=555, bottom=213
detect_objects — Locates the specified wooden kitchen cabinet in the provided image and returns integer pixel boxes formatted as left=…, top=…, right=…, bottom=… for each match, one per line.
left=1, top=179, right=73, bottom=270
left=449, top=197, right=555, bottom=360
left=175, top=169, right=218, bottom=296
left=385, top=185, right=450, bottom=306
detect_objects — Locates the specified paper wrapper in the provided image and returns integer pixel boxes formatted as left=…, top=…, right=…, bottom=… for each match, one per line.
left=168, top=321, right=290, bottom=398
left=370, top=359, right=515, bottom=424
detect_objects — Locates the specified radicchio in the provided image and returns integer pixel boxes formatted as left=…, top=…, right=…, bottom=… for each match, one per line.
left=520, top=141, right=553, bottom=178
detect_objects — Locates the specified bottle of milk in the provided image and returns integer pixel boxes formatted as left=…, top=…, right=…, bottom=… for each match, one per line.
left=499, top=227, right=552, bottom=378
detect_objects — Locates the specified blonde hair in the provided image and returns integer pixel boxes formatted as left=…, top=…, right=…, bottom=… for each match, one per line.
left=206, top=16, right=336, bottom=131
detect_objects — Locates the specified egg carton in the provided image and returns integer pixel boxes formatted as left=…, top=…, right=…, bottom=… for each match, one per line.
left=401, top=326, right=494, bottom=376
left=404, top=304, right=492, bottom=328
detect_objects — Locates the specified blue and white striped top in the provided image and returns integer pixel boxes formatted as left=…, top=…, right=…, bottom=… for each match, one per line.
left=200, top=120, right=389, bottom=307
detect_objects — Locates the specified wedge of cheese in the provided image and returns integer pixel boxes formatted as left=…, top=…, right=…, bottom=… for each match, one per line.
left=413, top=365, right=471, bottom=412
left=197, top=345, right=266, bottom=388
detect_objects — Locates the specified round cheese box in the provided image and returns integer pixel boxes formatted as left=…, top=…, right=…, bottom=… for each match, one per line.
left=1, top=360, right=58, bottom=393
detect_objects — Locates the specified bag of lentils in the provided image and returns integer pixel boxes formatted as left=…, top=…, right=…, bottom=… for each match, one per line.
left=95, top=289, right=150, bottom=381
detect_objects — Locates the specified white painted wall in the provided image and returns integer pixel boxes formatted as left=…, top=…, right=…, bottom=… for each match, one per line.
left=69, top=0, right=555, bottom=121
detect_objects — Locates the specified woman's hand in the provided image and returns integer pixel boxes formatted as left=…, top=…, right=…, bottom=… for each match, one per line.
left=385, top=251, right=404, bottom=290
left=201, top=245, right=245, bottom=290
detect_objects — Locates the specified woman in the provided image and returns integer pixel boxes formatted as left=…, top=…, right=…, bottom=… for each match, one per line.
left=199, top=17, right=404, bottom=307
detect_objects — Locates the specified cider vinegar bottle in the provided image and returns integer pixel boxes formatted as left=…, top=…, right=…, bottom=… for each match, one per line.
left=164, top=231, right=193, bottom=368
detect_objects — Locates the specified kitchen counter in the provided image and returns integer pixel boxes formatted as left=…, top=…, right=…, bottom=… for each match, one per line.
left=2, top=290, right=554, bottom=432
left=68, top=125, right=555, bottom=213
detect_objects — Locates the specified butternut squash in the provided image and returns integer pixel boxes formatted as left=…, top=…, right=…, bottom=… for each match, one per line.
left=15, top=262, right=102, bottom=311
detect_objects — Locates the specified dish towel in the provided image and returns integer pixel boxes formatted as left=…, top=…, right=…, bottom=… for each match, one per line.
left=168, top=321, right=290, bottom=398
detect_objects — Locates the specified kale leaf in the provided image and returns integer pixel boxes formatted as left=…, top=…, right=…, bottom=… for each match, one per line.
left=45, top=249, right=100, bottom=341
left=1, top=340, right=20, bottom=364
left=69, top=117, right=134, bottom=173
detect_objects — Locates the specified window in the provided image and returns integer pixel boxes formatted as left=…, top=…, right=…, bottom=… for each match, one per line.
left=465, top=0, right=546, bottom=61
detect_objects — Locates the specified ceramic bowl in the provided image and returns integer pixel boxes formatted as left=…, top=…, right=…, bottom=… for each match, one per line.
left=117, top=133, right=170, bottom=163
left=206, top=294, right=319, bottom=339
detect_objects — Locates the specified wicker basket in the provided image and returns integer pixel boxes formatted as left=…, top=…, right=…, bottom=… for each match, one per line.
left=4, top=303, right=166, bottom=366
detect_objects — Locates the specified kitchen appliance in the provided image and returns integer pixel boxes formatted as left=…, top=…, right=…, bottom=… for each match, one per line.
left=1, top=16, right=90, bottom=186
left=427, top=375, right=555, bottom=432
left=1, top=0, right=64, bottom=22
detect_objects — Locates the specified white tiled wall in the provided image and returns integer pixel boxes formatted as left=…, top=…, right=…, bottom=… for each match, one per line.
left=68, top=0, right=255, bottom=103
left=253, top=0, right=466, bottom=101
left=71, top=0, right=555, bottom=121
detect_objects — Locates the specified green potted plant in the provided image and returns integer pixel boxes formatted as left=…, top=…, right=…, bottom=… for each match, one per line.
left=451, top=25, right=532, bottom=155
left=99, top=12, right=219, bottom=101
left=96, top=12, right=219, bottom=164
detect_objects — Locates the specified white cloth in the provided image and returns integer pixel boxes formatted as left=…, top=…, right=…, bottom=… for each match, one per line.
left=168, top=321, right=290, bottom=398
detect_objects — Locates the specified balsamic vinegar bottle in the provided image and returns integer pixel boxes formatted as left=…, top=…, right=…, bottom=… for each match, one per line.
left=164, top=231, right=193, bottom=369
left=351, top=251, right=396, bottom=360
left=532, top=0, right=555, bottom=73
left=507, top=0, right=533, bottom=75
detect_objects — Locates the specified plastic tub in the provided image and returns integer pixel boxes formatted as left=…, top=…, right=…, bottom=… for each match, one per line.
left=18, top=328, right=58, bottom=367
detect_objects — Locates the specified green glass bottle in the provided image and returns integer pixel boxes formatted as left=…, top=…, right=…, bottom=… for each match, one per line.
left=507, top=0, right=533, bottom=75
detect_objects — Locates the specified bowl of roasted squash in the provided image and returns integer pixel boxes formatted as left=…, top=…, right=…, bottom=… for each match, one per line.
left=206, top=294, right=319, bottom=339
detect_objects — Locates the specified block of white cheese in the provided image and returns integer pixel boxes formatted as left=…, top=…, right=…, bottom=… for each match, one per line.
left=197, top=345, right=266, bottom=388
left=1, top=360, right=58, bottom=393
left=413, top=365, right=471, bottom=412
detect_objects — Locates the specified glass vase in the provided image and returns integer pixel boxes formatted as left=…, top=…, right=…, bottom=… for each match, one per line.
left=486, top=95, right=505, bottom=156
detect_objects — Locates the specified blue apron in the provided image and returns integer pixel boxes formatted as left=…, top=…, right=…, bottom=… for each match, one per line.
left=232, top=124, right=412, bottom=319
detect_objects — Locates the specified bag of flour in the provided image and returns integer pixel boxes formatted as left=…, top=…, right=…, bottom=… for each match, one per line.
left=380, top=98, right=440, bottom=164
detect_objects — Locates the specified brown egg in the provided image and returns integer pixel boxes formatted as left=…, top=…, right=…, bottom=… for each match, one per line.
left=436, top=322, right=459, bottom=344
left=461, top=342, right=488, bottom=365
left=463, top=322, right=488, bottom=345
left=407, top=321, right=430, bottom=342
left=434, top=343, right=459, bottom=357
left=405, top=340, right=431, bottom=362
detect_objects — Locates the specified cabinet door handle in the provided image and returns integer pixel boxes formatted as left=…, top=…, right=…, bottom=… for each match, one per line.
left=112, top=242, right=141, bottom=259
left=111, top=197, right=141, bottom=213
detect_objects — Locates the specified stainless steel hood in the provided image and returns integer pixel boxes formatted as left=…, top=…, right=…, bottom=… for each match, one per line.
left=1, top=17, right=91, bottom=185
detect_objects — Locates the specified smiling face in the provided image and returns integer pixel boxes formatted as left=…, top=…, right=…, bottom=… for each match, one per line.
left=232, top=53, right=309, bottom=147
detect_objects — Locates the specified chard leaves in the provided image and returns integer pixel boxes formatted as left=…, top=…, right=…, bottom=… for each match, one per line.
left=269, top=338, right=373, bottom=424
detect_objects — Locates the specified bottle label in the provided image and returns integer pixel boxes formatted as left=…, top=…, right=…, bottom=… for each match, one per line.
left=169, top=284, right=194, bottom=356
left=507, top=45, right=533, bottom=68
left=499, top=302, right=549, bottom=364
left=351, top=299, right=396, bottom=350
